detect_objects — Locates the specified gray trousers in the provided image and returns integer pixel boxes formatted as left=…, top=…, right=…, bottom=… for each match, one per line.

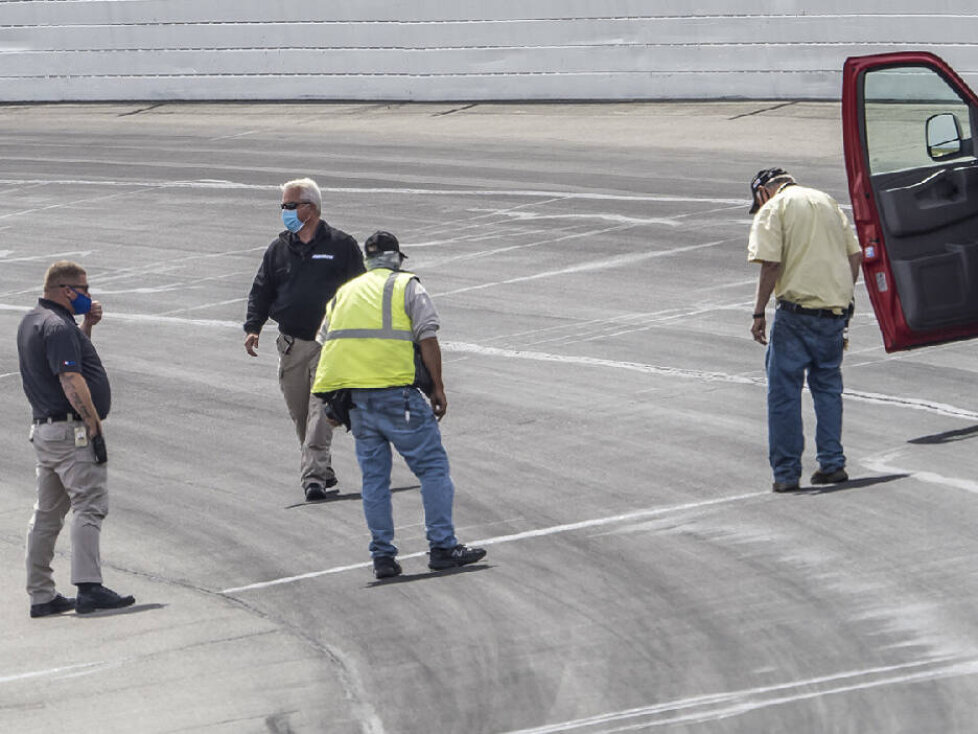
left=26, top=419, right=107, bottom=604
left=276, top=333, right=335, bottom=488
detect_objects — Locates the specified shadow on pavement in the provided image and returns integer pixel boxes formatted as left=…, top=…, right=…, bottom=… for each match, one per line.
left=365, top=564, right=492, bottom=588
left=285, top=484, right=420, bottom=509
left=794, top=473, right=910, bottom=496
left=907, top=424, right=978, bottom=445
left=73, top=603, right=168, bottom=619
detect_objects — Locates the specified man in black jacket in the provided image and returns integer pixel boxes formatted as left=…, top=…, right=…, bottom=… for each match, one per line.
left=244, top=178, right=364, bottom=500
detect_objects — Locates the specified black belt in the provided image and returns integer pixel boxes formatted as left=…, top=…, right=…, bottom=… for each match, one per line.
left=33, top=413, right=81, bottom=425
left=777, top=300, right=847, bottom=319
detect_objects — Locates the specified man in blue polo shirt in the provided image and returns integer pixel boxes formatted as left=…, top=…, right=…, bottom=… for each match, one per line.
left=17, top=260, right=134, bottom=617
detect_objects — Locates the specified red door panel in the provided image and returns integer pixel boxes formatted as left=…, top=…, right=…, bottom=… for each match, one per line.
left=842, top=51, right=978, bottom=351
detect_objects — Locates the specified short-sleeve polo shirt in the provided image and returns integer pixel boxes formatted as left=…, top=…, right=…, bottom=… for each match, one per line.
left=16, top=298, right=111, bottom=421
left=747, top=184, right=862, bottom=310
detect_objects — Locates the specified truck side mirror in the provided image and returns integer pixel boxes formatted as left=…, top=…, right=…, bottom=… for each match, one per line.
left=926, top=113, right=963, bottom=160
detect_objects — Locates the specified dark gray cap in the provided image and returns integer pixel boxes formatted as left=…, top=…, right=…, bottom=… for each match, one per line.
left=364, top=230, right=407, bottom=258
left=749, top=167, right=789, bottom=214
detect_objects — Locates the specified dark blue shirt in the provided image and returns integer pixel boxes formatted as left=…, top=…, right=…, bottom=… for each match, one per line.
left=17, top=299, right=111, bottom=421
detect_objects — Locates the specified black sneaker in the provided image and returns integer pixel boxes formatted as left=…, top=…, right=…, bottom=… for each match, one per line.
left=772, top=481, right=800, bottom=493
left=373, top=555, right=402, bottom=579
left=30, top=593, right=75, bottom=618
left=76, top=585, right=135, bottom=614
left=428, top=544, right=487, bottom=571
left=304, top=482, right=339, bottom=501
left=811, top=468, right=848, bottom=485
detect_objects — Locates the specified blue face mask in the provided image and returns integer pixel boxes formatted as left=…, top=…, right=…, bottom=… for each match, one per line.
left=69, top=288, right=92, bottom=316
left=282, top=209, right=304, bottom=233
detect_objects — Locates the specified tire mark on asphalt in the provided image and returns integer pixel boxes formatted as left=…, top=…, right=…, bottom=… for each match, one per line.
left=221, top=492, right=767, bottom=594
left=500, top=656, right=978, bottom=733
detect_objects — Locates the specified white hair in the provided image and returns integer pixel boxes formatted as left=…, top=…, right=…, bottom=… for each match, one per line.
left=280, top=177, right=322, bottom=214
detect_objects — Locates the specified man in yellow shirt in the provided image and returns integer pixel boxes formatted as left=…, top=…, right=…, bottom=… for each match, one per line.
left=747, top=168, right=863, bottom=492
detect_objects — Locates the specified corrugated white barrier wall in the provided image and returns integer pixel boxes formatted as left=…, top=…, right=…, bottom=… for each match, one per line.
left=3, top=0, right=978, bottom=102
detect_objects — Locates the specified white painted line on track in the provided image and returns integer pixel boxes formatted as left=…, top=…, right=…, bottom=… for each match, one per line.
left=480, top=210, right=684, bottom=227
left=863, top=451, right=978, bottom=494
left=0, top=661, right=108, bottom=685
left=221, top=492, right=766, bottom=594
left=427, top=221, right=634, bottom=269
left=0, top=178, right=745, bottom=206
left=209, top=129, right=260, bottom=141
left=159, top=296, right=248, bottom=316
left=0, top=250, right=93, bottom=263
left=435, top=239, right=730, bottom=297
left=501, top=657, right=978, bottom=733
left=0, top=305, right=245, bottom=331
left=443, top=341, right=760, bottom=385
left=844, top=390, right=978, bottom=422
left=2, top=303, right=977, bottom=422
left=528, top=300, right=753, bottom=348
left=411, top=196, right=570, bottom=239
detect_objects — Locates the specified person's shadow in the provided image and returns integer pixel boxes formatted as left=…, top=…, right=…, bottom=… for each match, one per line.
left=285, top=484, right=420, bottom=509
left=907, top=424, right=978, bottom=445
left=72, top=603, right=168, bottom=618
left=366, top=564, right=491, bottom=588
left=794, top=473, right=909, bottom=495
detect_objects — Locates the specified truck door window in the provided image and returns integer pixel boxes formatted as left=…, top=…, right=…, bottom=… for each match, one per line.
left=864, top=67, right=973, bottom=175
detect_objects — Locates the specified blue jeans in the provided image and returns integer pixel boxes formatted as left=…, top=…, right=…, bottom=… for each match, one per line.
left=349, top=387, right=458, bottom=558
left=766, top=308, right=846, bottom=483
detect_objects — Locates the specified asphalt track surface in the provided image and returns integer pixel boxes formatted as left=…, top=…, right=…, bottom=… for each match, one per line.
left=2, top=102, right=978, bottom=734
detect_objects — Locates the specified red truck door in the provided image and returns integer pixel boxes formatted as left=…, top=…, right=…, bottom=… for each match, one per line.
left=843, top=51, right=978, bottom=351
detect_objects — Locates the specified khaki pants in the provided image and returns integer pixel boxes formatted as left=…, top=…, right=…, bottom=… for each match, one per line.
left=276, top=333, right=335, bottom=488
left=26, top=419, right=107, bottom=604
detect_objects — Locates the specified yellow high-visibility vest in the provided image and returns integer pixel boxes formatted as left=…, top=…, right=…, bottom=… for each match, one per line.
left=313, top=268, right=417, bottom=392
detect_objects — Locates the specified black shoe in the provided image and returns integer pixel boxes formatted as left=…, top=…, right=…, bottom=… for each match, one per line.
left=304, top=482, right=339, bottom=501
left=76, top=585, right=135, bottom=614
left=811, top=468, right=848, bottom=485
left=30, top=593, right=76, bottom=618
left=373, top=555, right=402, bottom=579
left=428, top=544, right=487, bottom=570
left=772, top=481, right=800, bottom=493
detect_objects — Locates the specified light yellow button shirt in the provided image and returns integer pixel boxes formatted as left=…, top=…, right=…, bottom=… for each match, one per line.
left=748, top=184, right=861, bottom=311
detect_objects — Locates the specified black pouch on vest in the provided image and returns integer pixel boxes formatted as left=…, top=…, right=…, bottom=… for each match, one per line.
left=318, top=389, right=354, bottom=431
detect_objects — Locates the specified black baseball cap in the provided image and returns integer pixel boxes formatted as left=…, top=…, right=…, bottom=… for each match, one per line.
left=364, top=230, right=407, bottom=258
left=749, top=167, right=789, bottom=214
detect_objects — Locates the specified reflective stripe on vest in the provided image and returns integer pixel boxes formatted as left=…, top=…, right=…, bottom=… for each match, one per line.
left=324, top=269, right=413, bottom=342
left=312, top=269, right=417, bottom=392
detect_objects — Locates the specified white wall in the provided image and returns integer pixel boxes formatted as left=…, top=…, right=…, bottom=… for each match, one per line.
left=3, top=1, right=978, bottom=102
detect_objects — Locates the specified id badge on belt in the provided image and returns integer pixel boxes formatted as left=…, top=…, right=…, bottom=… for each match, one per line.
left=74, top=425, right=89, bottom=448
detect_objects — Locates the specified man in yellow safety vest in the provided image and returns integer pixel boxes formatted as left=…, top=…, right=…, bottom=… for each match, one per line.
left=313, top=231, right=486, bottom=579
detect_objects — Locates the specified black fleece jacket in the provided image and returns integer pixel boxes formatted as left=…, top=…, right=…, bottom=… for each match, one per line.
left=244, top=221, right=364, bottom=341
